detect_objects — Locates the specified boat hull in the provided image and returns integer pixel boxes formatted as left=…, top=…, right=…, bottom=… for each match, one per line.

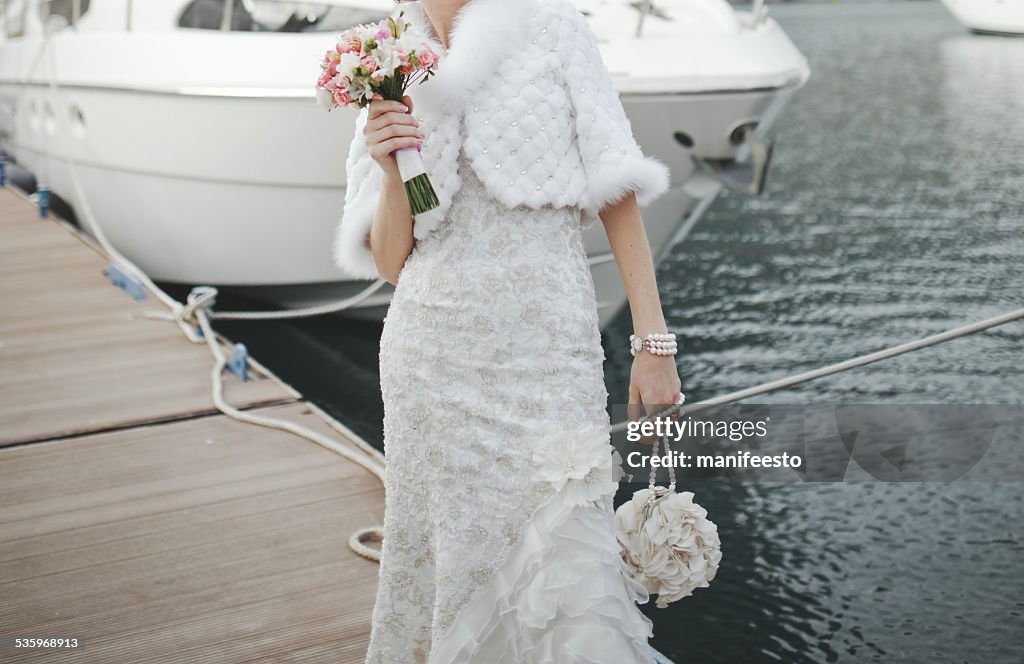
left=0, top=17, right=806, bottom=329
left=941, top=0, right=1024, bottom=36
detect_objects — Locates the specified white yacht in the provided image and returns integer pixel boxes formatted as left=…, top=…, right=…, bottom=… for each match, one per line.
left=0, top=0, right=810, bottom=328
left=941, top=0, right=1024, bottom=36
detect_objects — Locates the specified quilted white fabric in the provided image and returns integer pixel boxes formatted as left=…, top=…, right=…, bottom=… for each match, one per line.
left=333, top=0, right=671, bottom=280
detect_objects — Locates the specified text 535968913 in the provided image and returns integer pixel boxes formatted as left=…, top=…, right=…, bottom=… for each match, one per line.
left=1, top=636, right=83, bottom=651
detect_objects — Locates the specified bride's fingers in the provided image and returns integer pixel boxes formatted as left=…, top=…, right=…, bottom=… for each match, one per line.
left=370, top=137, right=423, bottom=162
left=627, top=383, right=642, bottom=423
left=367, top=99, right=408, bottom=120
left=368, top=124, right=424, bottom=146
left=628, top=384, right=658, bottom=445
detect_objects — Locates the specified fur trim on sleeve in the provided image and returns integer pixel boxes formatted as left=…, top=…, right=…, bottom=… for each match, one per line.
left=581, top=153, right=671, bottom=229
left=332, top=107, right=383, bottom=281
left=333, top=181, right=381, bottom=280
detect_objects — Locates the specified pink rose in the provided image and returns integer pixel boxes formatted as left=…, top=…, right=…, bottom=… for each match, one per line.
left=360, top=56, right=377, bottom=74
left=332, top=89, right=351, bottom=107
left=342, top=33, right=361, bottom=53
left=418, top=48, right=437, bottom=69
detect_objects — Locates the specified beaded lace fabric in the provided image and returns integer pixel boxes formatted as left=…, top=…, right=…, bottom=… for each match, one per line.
left=368, top=149, right=655, bottom=663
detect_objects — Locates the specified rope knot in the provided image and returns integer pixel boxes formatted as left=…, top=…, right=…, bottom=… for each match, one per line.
left=181, top=286, right=219, bottom=328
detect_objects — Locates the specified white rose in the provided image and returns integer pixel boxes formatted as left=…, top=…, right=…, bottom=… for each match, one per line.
left=347, top=77, right=371, bottom=103
left=357, top=24, right=378, bottom=43
left=375, top=46, right=402, bottom=77
left=338, top=52, right=362, bottom=78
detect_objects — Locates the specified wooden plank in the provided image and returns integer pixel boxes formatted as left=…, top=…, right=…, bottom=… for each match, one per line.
left=0, top=188, right=385, bottom=662
left=0, top=188, right=299, bottom=446
left=0, top=402, right=384, bottom=664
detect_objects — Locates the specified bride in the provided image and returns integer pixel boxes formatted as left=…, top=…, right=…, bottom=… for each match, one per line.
left=333, top=0, right=683, bottom=661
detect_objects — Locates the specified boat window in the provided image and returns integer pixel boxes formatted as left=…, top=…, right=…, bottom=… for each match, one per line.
left=45, top=0, right=92, bottom=26
left=177, top=1, right=389, bottom=33
left=4, top=0, right=93, bottom=35
left=179, top=0, right=255, bottom=31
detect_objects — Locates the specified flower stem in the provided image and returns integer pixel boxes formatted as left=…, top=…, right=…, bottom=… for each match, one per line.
left=404, top=174, right=440, bottom=215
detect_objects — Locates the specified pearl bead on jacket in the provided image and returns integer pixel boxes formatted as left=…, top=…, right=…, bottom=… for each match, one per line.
left=333, top=0, right=671, bottom=280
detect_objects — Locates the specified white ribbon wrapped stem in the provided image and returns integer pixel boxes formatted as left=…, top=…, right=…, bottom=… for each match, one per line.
left=395, top=146, right=427, bottom=183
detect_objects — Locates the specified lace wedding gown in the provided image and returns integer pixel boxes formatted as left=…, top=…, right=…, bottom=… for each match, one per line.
left=368, top=148, right=656, bottom=664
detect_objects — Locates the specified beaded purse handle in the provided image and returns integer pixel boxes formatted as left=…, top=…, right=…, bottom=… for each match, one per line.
left=640, top=393, right=686, bottom=516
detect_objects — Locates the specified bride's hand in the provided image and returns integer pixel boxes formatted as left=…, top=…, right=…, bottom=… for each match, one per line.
left=627, top=353, right=682, bottom=441
left=365, top=94, right=423, bottom=182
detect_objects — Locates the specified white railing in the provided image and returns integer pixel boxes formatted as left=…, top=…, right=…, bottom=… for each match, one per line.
left=635, top=0, right=770, bottom=37
left=220, top=0, right=234, bottom=31
left=635, top=0, right=654, bottom=37
left=752, top=0, right=768, bottom=27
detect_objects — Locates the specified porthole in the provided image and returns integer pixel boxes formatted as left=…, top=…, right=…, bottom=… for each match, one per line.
left=673, top=131, right=694, bottom=149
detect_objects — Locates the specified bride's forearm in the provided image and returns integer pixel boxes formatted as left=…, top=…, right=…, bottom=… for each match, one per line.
left=600, top=193, right=669, bottom=335
left=371, top=172, right=415, bottom=285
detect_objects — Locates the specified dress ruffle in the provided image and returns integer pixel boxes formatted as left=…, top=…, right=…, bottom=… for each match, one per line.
left=429, top=460, right=656, bottom=663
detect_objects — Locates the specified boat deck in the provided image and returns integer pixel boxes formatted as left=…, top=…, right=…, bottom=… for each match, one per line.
left=0, top=187, right=383, bottom=663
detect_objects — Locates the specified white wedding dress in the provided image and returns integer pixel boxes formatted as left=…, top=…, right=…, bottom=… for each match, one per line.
left=368, top=148, right=656, bottom=664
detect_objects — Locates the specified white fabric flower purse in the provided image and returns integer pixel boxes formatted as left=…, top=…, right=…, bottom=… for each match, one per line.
left=613, top=404, right=723, bottom=608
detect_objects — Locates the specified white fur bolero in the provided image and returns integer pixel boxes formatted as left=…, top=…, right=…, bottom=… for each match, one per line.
left=333, top=0, right=671, bottom=280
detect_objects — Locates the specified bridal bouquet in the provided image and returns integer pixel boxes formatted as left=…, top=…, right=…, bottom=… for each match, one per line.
left=316, top=11, right=440, bottom=215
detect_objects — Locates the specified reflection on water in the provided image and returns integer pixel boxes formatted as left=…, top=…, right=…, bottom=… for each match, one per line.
left=939, top=33, right=1024, bottom=184
left=213, top=2, right=1023, bottom=662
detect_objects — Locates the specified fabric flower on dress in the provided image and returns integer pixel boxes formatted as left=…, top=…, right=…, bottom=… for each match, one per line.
left=614, top=488, right=722, bottom=608
left=531, top=426, right=620, bottom=507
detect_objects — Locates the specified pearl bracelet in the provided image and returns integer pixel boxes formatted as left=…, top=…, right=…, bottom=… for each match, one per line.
left=629, top=332, right=678, bottom=357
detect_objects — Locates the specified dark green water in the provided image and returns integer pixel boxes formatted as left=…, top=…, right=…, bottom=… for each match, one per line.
left=211, top=2, right=1023, bottom=661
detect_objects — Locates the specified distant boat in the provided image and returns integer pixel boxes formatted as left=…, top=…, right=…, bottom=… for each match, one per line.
left=940, top=0, right=1024, bottom=36
left=0, top=0, right=809, bottom=328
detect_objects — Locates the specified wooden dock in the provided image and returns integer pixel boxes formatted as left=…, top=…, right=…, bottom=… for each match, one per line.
left=0, top=187, right=384, bottom=662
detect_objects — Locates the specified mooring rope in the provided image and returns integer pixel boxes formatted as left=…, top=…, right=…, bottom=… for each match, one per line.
left=610, top=306, right=1024, bottom=434
left=186, top=288, right=387, bottom=561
